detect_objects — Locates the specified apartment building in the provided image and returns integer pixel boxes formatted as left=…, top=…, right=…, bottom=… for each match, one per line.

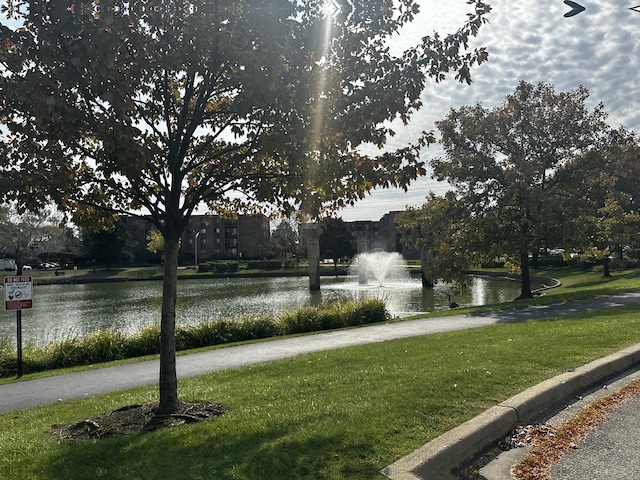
left=122, top=211, right=416, bottom=264
left=185, top=214, right=270, bottom=262
left=122, top=214, right=270, bottom=264
left=344, top=212, right=419, bottom=260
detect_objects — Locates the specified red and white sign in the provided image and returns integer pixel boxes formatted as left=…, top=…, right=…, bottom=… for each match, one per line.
left=4, top=276, right=33, bottom=311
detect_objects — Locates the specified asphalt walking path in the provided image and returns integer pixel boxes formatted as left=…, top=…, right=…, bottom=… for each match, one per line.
left=2, top=292, right=640, bottom=416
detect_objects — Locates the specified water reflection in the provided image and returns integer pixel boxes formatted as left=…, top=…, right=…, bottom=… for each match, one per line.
left=0, top=275, right=527, bottom=347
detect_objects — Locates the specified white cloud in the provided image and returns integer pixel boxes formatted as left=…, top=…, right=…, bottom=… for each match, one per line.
left=341, top=0, right=640, bottom=221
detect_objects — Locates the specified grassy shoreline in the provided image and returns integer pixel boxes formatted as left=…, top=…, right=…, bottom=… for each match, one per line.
left=0, top=299, right=389, bottom=376
left=18, top=264, right=353, bottom=286
left=1, top=267, right=640, bottom=479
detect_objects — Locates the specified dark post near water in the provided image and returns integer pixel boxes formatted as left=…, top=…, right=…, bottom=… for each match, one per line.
left=16, top=310, right=22, bottom=377
left=3, top=275, right=33, bottom=378
left=302, top=224, right=322, bottom=291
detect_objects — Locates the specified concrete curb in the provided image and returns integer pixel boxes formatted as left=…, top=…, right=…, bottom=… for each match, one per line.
left=381, top=343, right=640, bottom=480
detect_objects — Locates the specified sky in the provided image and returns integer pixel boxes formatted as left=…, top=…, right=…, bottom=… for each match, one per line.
left=338, top=0, right=640, bottom=221
left=3, top=1, right=638, bottom=223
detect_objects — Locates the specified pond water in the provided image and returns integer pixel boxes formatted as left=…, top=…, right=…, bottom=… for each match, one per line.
left=0, top=274, right=528, bottom=347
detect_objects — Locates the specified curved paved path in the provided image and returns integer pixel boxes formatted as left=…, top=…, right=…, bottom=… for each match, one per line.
left=2, top=292, right=639, bottom=414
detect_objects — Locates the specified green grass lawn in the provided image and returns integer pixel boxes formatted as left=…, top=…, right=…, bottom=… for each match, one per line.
left=2, top=267, right=640, bottom=479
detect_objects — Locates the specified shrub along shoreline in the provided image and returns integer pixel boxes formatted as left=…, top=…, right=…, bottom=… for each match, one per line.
left=0, top=299, right=388, bottom=376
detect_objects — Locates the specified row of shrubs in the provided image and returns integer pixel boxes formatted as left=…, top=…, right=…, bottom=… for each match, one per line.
left=197, top=261, right=240, bottom=273
left=0, top=299, right=389, bottom=376
left=196, top=260, right=288, bottom=273
left=482, top=256, right=640, bottom=270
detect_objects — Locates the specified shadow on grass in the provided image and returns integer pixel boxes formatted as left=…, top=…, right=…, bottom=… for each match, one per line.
left=476, top=292, right=640, bottom=324
left=565, top=272, right=638, bottom=289
left=33, top=415, right=376, bottom=480
left=539, top=268, right=640, bottom=291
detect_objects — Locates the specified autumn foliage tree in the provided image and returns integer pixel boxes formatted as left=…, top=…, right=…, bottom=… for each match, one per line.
left=578, top=131, right=640, bottom=276
left=419, top=82, right=615, bottom=298
left=0, top=0, right=490, bottom=413
left=396, top=192, right=485, bottom=286
left=0, top=203, right=66, bottom=273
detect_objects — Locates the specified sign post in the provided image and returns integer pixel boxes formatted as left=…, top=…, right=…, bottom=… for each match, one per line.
left=4, top=276, right=33, bottom=377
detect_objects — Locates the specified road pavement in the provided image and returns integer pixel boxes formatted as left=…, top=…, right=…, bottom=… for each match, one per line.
left=551, top=381, right=640, bottom=480
left=478, top=365, right=640, bottom=480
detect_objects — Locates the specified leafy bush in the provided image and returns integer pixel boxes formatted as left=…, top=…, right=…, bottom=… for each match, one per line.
left=277, top=300, right=388, bottom=333
left=480, top=259, right=505, bottom=269
left=85, top=330, right=127, bottom=362
left=124, top=325, right=161, bottom=358
left=0, top=299, right=389, bottom=376
left=567, top=257, right=594, bottom=270
left=0, top=335, right=15, bottom=376
left=282, top=259, right=298, bottom=269
left=228, top=262, right=239, bottom=273
left=278, top=306, right=323, bottom=334
left=536, top=256, right=569, bottom=268
left=196, top=262, right=240, bottom=273
left=215, top=261, right=239, bottom=273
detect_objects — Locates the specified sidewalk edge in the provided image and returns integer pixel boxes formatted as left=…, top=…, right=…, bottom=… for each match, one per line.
left=381, top=343, right=640, bottom=480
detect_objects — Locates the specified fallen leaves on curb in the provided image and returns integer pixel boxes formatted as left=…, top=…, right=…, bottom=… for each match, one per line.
left=512, top=378, right=640, bottom=480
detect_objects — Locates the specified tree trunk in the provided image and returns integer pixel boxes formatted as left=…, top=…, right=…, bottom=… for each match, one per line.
left=420, top=249, right=434, bottom=288
left=518, top=251, right=534, bottom=299
left=530, top=249, right=539, bottom=269
left=157, top=234, right=180, bottom=414
left=603, top=255, right=611, bottom=278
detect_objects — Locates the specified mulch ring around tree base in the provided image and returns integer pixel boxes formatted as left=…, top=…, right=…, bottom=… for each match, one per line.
left=51, top=401, right=227, bottom=441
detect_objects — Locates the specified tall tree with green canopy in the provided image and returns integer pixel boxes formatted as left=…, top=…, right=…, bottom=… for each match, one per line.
left=396, top=191, right=486, bottom=287
left=82, top=218, right=132, bottom=269
left=577, top=130, right=640, bottom=275
left=319, top=217, right=356, bottom=269
left=602, top=132, right=640, bottom=264
left=0, top=0, right=490, bottom=413
left=265, top=218, right=299, bottom=259
left=0, top=203, right=66, bottom=273
left=431, top=81, right=613, bottom=298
